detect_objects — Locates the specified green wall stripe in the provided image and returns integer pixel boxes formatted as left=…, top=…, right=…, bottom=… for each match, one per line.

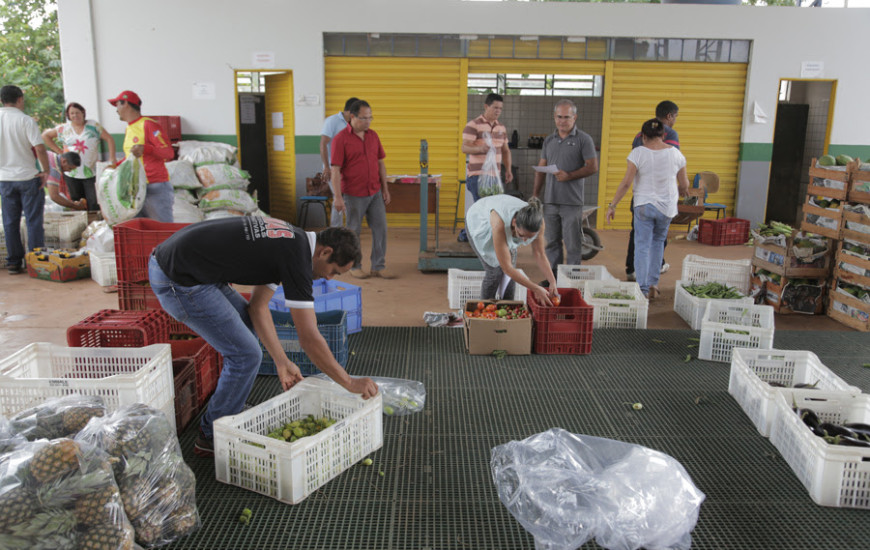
left=739, top=143, right=773, bottom=162
left=296, top=135, right=320, bottom=155
left=827, top=144, right=870, bottom=161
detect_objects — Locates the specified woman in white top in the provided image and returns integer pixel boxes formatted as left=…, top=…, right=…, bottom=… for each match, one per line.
left=606, top=119, right=689, bottom=299
left=42, top=102, right=116, bottom=211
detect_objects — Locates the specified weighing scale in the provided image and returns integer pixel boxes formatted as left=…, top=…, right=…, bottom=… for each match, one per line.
left=416, top=139, right=483, bottom=272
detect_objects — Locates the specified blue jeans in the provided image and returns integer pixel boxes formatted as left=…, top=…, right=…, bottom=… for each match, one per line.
left=632, top=203, right=672, bottom=295
left=148, top=255, right=261, bottom=439
left=136, top=181, right=174, bottom=222
left=457, top=176, right=480, bottom=242
left=1, top=177, right=45, bottom=267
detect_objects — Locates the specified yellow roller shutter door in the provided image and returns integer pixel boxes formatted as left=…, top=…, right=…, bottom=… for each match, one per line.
left=599, top=61, right=747, bottom=229
left=325, top=57, right=465, bottom=228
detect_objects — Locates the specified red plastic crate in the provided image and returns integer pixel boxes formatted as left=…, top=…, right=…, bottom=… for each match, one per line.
left=150, top=115, right=182, bottom=142
left=528, top=288, right=594, bottom=355
left=118, top=281, right=196, bottom=336
left=170, top=337, right=223, bottom=407
left=172, top=357, right=199, bottom=435
left=699, top=217, right=750, bottom=246
left=113, top=218, right=189, bottom=283
left=67, top=309, right=171, bottom=348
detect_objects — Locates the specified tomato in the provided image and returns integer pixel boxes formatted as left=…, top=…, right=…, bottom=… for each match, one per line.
left=477, top=301, right=485, bottom=311
left=485, top=304, right=497, bottom=312
left=552, top=295, right=562, bottom=307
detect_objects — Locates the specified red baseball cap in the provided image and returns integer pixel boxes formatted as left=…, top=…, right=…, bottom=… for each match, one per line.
left=108, top=90, right=141, bottom=107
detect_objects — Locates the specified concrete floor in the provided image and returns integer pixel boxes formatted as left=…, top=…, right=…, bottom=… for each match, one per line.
left=0, top=225, right=850, bottom=359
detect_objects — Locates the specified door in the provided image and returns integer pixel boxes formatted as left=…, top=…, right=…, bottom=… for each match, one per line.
left=766, top=104, right=809, bottom=225
left=264, top=72, right=296, bottom=223
left=237, top=93, right=270, bottom=212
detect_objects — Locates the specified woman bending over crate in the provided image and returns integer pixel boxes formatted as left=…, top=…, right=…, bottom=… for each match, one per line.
left=606, top=119, right=689, bottom=299
left=465, top=195, right=558, bottom=306
left=149, top=218, right=378, bottom=458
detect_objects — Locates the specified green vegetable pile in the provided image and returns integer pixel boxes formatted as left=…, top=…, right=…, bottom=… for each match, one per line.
left=592, top=292, right=635, bottom=300
left=682, top=282, right=743, bottom=299
left=266, top=414, right=337, bottom=443
left=837, top=280, right=870, bottom=302
left=754, top=268, right=781, bottom=284
left=810, top=196, right=841, bottom=210
left=754, top=221, right=794, bottom=237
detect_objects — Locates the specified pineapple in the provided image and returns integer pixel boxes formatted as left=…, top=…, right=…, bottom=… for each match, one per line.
left=30, top=439, right=80, bottom=484
left=118, top=475, right=149, bottom=521
left=75, top=485, right=120, bottom=527
left=108, top=418, right=152, bottom=456
left=132, top=517, right=164, bottom=547
left=78, top=523, right=134, bottom=550
left=0, top=486, right=37, bottom=533
left=165, top=504, right=199, bottom=539
left=62, top=406, right=104, bottom=435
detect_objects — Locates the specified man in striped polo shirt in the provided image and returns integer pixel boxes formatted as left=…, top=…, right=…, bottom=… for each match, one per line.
left=458, top=93, right=513, bottom=242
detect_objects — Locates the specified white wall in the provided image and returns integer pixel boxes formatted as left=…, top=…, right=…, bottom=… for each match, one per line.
left=58, top=0, right=870, bottom=146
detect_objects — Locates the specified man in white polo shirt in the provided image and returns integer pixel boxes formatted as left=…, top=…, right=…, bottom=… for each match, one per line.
left=1, top=85, right=50, bottom=274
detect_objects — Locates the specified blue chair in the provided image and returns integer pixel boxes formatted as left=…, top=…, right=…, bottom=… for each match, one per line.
left=298, top=196, right=329, bottom=228
left=693, top=172, right=726, bottom=219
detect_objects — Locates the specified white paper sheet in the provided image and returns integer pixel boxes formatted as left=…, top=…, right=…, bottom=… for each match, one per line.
left=533, top=164, right=560, bottom=174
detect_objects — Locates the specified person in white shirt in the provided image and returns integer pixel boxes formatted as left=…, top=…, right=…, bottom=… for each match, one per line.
left=606, top=119, right=689, bottom=299
left=0, top=85, right=50, bottom=274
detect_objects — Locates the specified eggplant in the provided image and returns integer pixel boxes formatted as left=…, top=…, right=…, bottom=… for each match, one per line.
left=836, top=435, right=870, bottom=448
left=844, top=422, right=870, bottom=432
left=793, top=382, right=819, bottom=389
left=798, top=408, right=821, bottom=431
left=768, top=381, right=787, bottom=388
left=818, top=422, right=857, bottom=439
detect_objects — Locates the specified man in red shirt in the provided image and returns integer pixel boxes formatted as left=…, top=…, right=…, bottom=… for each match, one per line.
left=330, top=100, right=396, bottom=279
left=109, top=90, right=174, bottom=222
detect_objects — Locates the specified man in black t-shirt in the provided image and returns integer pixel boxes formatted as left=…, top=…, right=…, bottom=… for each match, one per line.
left=149, top=217, right=379, bottom=457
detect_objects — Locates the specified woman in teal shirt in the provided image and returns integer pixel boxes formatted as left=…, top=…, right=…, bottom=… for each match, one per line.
left=466, top=194, right=557, bottom=305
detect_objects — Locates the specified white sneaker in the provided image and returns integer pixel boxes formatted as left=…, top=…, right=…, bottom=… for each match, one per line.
left=660, top=263, right=670, bottom=274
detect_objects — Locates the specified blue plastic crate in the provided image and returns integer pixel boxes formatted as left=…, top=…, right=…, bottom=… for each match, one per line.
left=269, top=279, right=362, bottom=334
left=259, top=309, right=349, bottom=376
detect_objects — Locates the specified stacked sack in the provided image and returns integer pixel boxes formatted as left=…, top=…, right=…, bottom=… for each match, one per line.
left=0, top=395, right=199, bottom=549
left=173, top=140, right=265, bottom=221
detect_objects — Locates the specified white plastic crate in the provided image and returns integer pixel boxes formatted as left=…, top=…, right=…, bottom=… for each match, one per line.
left=44, top=211, right=88, bottom=246
left=681, top=255, right=752, bottom=295
left=699, top=302, right=775, bottom=363
left=0, top=343, right=175, bottom=432
left=447, top=268, right=528, bottom=309
left=214, top=377, right=383, bottom=504
left=89, top=250, right=117, bottom=287
left=728, top=348, right=861, bottom=437
left=673, top=279, right=754, bottom=330
left=769, top=390, right=870, bottom=509
left=556, top=264, right=617, bottom=292
left=582, top=280, right=648, bottom=329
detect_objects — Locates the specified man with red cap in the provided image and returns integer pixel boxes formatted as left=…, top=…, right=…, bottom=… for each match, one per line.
left=108, top=90, right=174, bottom=222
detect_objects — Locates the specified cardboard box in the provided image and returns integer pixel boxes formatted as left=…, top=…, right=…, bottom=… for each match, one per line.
left=463, top=300, right=532, bottom=355
left=26, top=248, right=90, bottom=282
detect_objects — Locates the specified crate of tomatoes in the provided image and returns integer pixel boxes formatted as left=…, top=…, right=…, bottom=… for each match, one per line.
left=463, top=300, right=532, bottom=355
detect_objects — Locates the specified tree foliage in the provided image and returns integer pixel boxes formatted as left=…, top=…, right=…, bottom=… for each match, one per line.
left=0, top=0, right=64, bottom=128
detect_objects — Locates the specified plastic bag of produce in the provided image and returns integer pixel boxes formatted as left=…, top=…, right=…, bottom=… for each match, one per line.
left=198, top=189, right=257, bottom=213
left=0, top=416, right=27, bottom=454
left=478, top=132, right=503, bottom=198
left=172, top=196, right=204, bottom=224
left=195, top=163, right=250, bottom=191
left=97, top=157, right=147, bottom=225
left=0, top=438, right=136, bottom=550
left=490, top=428, right=705, bottom=550
left=312, top=375, right=425, bottom=416
left=174, top=188, right=197, bottom=204
left=8, top=394, right=106, bottom=441
left=166, top=159, right=202, bottom=190
left=76, top=404, right=199, bottom=547
left=176, top=140, right=237, bottom=166
left=85, top=221, right=114, bottom=254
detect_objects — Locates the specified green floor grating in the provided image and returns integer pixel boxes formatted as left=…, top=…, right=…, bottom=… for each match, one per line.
left=165, top=328, right=870, bottom=550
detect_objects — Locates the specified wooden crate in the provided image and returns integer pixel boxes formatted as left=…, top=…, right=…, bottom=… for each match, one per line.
left=849, top=166, right=870, bottom=204
left=827, top=281, right=870, bottom=332
left=808, top=158, right=850, bottom=200
left=751, top=233, right=832, bottom=279
left=800, top=195, right=843, bottom=240
left=840, top=208, right=870, bottom=245
left=808, top=157, right=852, bottom=183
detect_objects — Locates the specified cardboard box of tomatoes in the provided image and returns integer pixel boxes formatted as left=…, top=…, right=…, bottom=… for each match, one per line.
left=463, top=300, right=532, bottom=355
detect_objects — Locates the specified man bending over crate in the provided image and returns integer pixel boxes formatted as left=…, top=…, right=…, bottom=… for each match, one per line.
left=148, top=217, right=379, bottom=457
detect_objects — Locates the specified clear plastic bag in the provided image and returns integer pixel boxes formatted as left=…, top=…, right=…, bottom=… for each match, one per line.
left=0, top=416, right=26, bottom=454
left=76, top=403, right=200, bottom=548
left=8, top=394, right=106, bottom=441
left=0, top=438, right=136, bottom=549
left=490, top=429, right=705, bottom=550
left=311, top=375, right=425, bottom=416
left=478, top=132, right=503, bottom=198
